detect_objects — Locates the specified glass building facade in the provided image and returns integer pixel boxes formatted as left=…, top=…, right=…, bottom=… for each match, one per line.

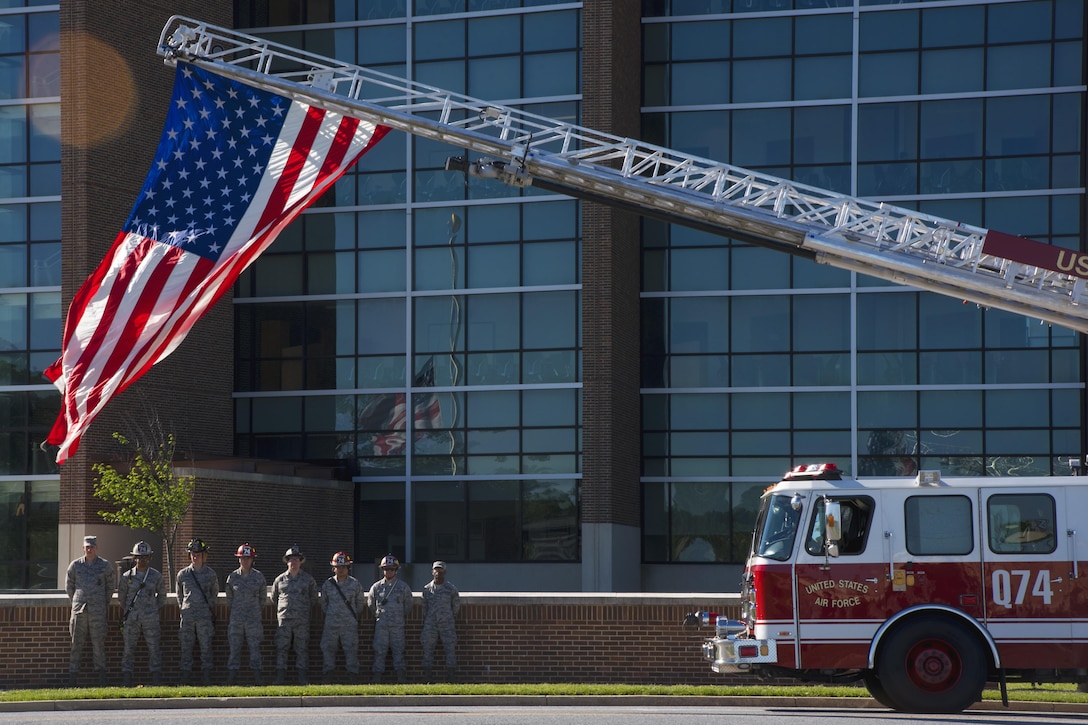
left=1, top=0, right=1082, bottom=591
left=0, top=1, right=61, bottom=589
left=640, top=0, right=1086, bottom=575
left=232, top=0, right=585, bottom=576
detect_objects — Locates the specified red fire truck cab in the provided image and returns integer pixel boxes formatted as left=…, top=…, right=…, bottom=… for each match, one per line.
left=702, top=463, right=1087, bottom=713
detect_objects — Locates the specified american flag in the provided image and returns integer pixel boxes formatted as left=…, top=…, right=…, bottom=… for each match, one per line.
left=360, top=357, right=443, bottom=458
left=44, top=62, right=389, bottom=464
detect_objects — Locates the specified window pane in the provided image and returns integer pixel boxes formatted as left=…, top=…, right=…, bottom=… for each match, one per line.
left=858, top=293, right=916, bottom=350
left=922, top=49, right=983, bottom=94
left=671, top=482, right=729, bottom=562
left=905, top=495, right=973, bottom=555
left=731, top=296, right=788, bottom=353
left=524, top=52, right=577, bottom=98
left=988, top=493, right=1056, bottom=554
left=523, top=291, right=575, bottom=349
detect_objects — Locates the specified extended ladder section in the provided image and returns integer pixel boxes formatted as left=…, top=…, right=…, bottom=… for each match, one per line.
left=159, top=16, right=1088, bottom=333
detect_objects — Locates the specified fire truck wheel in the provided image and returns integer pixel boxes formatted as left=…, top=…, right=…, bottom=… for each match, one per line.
left=875, top=617, right=987, bottom=713
left=861, top=671, right=899, bottom=710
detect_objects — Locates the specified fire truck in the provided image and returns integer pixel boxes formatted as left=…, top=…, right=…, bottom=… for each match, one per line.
left=154, top=18, right=1088, bottom=711
left=699, top=462, right=1087, bottom=713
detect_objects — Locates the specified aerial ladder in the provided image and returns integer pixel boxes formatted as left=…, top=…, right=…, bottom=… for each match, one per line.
left=159, top=16, right=1088, bottom=333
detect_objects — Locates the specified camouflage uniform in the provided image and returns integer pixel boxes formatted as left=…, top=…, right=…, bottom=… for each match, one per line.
left=271, top=551, right=318, bottom=682
left=176, top=562, right=219, bottom=679
left=421, top=570, right=460, bottom=677
left=65, top=545, right=116, bottom=681
left=117, top=563, right=167, bottom=681
left=319, top=572, right=366, bottom=678
left=367, top=568, right=413, bottom=681
left=225, top=565, right=267, bottom=678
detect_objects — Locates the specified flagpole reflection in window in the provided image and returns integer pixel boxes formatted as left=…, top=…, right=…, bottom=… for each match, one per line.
left=446, top=213, right=462, bottom=474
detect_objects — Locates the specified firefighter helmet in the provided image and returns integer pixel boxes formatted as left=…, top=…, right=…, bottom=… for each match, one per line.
left=131, top=541, right=153, bottom=557
left=186, top=538, right=209, bottom=554
left=380, top=554, right=399, bottom=570
left=283, top=544, right=305, bottom=562
left=330, top=551, right=353, bottom=567
left=236, top=543, right=257, bottom=558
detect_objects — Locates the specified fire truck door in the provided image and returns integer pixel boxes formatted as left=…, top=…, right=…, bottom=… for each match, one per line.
left=981, top=487, right=1072, bottom=666
left=792, top=495, right=884, bottom=670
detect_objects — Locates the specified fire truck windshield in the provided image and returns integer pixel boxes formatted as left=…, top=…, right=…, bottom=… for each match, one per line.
left=755, top=494, right=800, bottom=561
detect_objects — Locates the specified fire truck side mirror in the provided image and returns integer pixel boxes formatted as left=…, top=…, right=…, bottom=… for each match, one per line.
left=825, top=501, right=842, bottom=543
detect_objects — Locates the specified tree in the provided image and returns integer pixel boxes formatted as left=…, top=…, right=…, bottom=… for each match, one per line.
left=92, top=431, right=194, bottom=588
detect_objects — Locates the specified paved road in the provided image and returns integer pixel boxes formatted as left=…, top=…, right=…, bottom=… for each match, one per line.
left=2, top=701, right=1088, bottom=722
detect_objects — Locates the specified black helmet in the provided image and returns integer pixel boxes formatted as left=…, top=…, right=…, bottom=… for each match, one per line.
left=283, top=544, right=306, bottom=563
left=186, top=538, right=209, bottom=553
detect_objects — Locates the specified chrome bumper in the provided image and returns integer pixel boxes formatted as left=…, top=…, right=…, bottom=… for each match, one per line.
left=702, top=636, right=778, bottom=674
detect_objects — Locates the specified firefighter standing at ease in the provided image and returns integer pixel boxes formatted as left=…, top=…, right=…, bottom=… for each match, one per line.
left=420, top=560, right=460, bottom=683
left=367, top=554, right=413, bottom=683
left=117, top=541, right=167, bottom=687
left=271, top=544, right=318, bottom=685
left=225, top=543, right=268, bottom=685
left=65, top=535, right=115, bottom=687
left=176, top=538, right=218, bottom=685
left=319, top=551, right=366, bottom=683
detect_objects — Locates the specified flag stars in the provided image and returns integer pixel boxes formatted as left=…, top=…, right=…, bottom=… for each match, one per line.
left=124, top=64, right=332, bottom=264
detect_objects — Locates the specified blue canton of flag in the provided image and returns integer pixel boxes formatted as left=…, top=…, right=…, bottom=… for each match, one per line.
left=127, top=65, right=292, bottom=261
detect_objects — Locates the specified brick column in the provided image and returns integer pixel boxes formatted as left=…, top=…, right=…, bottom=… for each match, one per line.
left=579, top=1, right=643, bottom=591
left=57, top=1, right=236, bottom=573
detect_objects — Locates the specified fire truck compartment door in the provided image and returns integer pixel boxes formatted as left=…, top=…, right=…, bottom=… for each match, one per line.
left=980, top=487, right=1073, bottom=657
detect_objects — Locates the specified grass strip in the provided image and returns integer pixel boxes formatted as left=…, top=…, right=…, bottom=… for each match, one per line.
left=1, top=682, right=1085, bottom=703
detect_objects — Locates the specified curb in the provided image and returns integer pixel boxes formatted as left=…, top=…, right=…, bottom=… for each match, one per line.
left=1, top=694, right=1086, bottom=713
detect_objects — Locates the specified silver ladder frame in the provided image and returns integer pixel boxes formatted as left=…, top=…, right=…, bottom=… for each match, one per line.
left=158, top=16, right=1088, bottom=333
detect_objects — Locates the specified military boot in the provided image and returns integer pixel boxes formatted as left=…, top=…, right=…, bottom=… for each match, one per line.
left=396, top=669, right=407, bottom=684
left=446, top=666, right=457, bottom=683
left=297, top=669, right=308, bottom=686
left=151, top=671, right=162, bottom=687
left=274, top=668, right=286, bottom=686
left=225, top=670, right=237, bottom=686
left=371, top=671, right=382, bottom=684
left=422, top=667, right=433, bottom=684
left=179, top=670, right=191, bottom=686
left=122, top=672, right=132, bottom=688
left=97, top=670, right=107, bottom=688
left=201, top=668, right=212, bottom=686
left=252, top=670, right=262, bottom=686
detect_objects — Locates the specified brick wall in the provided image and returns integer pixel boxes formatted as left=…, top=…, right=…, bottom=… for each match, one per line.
left=0, top=594, right=741, bottom=688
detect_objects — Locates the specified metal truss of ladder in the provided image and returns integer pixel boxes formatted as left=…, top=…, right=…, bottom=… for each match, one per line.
left=158, top=16, right=1088, bottom=333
